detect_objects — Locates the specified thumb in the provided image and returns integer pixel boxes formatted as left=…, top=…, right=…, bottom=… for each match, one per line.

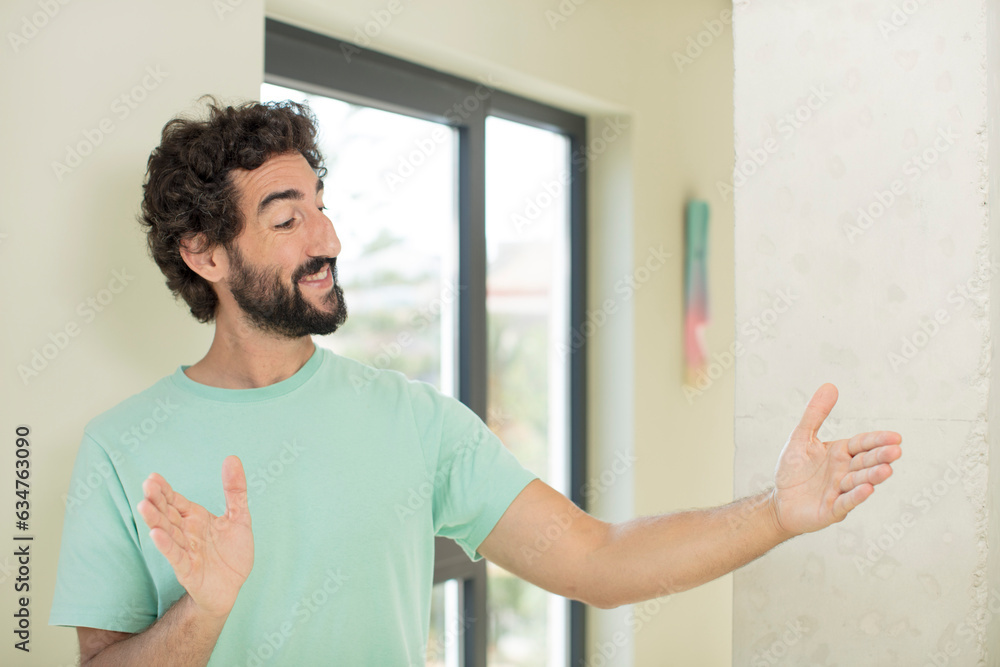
left=221, top=455, right=250, bottom=522
left=794, top=383, right=839, bottom=437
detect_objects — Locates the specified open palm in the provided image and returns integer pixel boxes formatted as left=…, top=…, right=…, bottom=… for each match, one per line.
left=137, top=455, right=254, bottom=618
left=771, top=384, right=902, bottom=536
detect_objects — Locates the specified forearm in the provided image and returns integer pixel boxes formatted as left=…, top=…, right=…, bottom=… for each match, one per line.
left=585, top=490, right=795, bottom=608
left=83, top=594, right=229, bottom=667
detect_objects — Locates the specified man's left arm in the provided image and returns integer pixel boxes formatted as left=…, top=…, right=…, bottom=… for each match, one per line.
left=476, top=383, right=902, bottom=609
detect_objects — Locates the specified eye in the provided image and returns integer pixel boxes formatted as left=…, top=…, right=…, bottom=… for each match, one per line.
left=275, top=219, right=294, bottom=230
left=318, top=206, right=327, bottom=212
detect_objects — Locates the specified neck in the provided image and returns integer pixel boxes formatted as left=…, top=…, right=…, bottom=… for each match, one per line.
left=183, top=307, right=317, bottom=389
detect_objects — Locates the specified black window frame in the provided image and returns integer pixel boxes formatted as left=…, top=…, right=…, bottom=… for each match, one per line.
left=264, top=18, right=589, bottom=666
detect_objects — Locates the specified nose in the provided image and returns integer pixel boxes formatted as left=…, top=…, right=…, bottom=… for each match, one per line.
left=308, top=206, right=342, bottom=260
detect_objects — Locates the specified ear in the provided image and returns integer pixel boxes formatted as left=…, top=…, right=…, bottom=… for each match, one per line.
left=179, top=233, right=228, bottom=284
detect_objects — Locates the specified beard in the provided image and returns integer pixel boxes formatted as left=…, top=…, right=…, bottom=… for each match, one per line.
left=224, top=241, right=348, bottom=339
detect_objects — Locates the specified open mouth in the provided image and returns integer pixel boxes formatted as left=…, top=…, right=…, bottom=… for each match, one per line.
left=298, top=264, right=331, bottom=287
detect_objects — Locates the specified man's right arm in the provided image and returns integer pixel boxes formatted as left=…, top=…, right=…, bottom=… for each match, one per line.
left=77, top=594, right=229, bottom=667
left=79, top=454, right=254, bottom=665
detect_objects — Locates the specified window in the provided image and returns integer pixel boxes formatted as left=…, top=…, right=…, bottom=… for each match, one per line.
left=259, top=82, right=458, bottom=395
left=485, top=117, right=573, bottom=666
left=264, top=19, right=588, bottom=666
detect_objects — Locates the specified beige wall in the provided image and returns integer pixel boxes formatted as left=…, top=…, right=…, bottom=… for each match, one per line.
left=1, top=1, right=265, bottom=665
left=2, top=0, right=736, bottom=664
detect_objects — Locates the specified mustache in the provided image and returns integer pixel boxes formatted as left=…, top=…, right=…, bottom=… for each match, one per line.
left=296, top=257, right=338, bottom=282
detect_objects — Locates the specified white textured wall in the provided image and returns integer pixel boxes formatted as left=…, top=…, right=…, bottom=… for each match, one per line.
left=986, top=0, right=1000, bottom=661
left=733, top=1, right=996, bottom=665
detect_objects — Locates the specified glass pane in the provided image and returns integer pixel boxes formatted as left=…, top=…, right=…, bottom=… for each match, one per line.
left=427, top=579, right=462, bottom=667
left=485, top=116, right=572, bottom=667
left=260, top=82, right=458, bottom=395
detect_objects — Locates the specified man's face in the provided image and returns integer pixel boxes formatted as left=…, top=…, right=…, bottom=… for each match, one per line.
left=222, top=151, right=347, bottom=339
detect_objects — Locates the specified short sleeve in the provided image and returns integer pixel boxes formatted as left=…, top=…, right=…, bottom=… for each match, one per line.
left=406, top=380, right=538, bottom=562
left=49, top=433, right=158, bottom=632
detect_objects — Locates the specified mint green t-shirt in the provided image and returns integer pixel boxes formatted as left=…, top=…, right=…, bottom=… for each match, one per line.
left=49, top=345, right=537, bottom=665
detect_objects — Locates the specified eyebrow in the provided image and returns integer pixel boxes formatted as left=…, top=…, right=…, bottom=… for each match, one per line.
left=257, top=178, right=324, bottom=216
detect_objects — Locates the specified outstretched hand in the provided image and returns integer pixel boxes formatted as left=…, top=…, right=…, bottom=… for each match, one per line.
left=770, top=384, right=902, bottom=537
left=136, top=455, right=254, bottom=618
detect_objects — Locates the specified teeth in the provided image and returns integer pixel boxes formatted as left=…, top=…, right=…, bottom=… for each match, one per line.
left=301, top=265, right=329, bottom=282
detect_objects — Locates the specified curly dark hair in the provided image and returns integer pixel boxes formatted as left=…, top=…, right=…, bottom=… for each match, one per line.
left=138, top=96, right=327, bottom=323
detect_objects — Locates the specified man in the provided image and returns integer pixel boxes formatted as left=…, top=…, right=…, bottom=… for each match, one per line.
left=49, top=98, right=903, bottom=666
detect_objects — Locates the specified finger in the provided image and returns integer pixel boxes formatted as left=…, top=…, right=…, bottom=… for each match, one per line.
left=147, top=472, right=194, bottom=516
left=137, top=497, right=189, bottom=551
left=136, top=498, right=162, bottom=531
left=832, top=483, right=874, bottom=521
left=849, top=443, right=903, bottom=472
left=839, top=464, right=893, bottom=493
left=795, top=383, right=839, bottom=436
left=847, top=431, right=903, bottom=457
left=148, top=526, right=193, bottom=580
left=222, top=455, right=250, bottom=523
left=142, top=477, right=185, bottom=533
